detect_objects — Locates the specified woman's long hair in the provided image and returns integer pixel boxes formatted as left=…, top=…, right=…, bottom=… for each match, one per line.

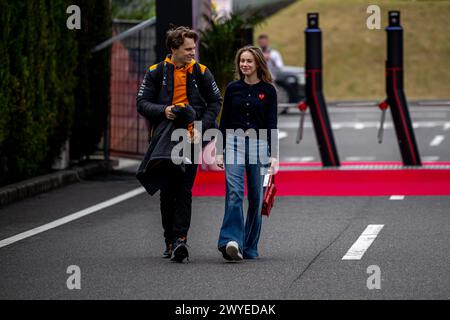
left=234, top=46, right=273, bottom=83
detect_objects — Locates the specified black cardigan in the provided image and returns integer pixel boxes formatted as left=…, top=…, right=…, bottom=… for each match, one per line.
left=218, top=80, right=278, bottom=156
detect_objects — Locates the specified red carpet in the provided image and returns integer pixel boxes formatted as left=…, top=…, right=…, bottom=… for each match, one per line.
left=192, top=162, right=450, bottom=196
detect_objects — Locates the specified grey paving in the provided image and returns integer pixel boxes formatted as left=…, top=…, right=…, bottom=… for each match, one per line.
left=0, top=107, right=449, bottom=300
left=0, top=174, right=448, bottom=300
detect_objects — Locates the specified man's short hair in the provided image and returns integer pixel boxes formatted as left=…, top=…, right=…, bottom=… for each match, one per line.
left=258, top=34, right=269, bottom=40
left=166, top=26, right=199, bottom=51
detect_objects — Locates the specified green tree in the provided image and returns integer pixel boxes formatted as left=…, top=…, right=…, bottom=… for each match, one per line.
left=199, top=12, right=264, bottom=95
left=112, top=0, right=155, bottom=20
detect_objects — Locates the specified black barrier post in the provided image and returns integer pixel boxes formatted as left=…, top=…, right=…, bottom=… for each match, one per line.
left=379, top=11, right=421, bottom=166
left=155, top=0, right=194, bottom=62
left=303, top=13, right=340, bottom=167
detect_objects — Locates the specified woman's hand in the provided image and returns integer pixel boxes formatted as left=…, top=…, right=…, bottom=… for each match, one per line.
left=216, top=154, right=224, bottom=169
left=186, top=128, right=201, bottom=144
left=192, top=128, right=201, bottom=144
left=268, top=157, right=278, bottom=175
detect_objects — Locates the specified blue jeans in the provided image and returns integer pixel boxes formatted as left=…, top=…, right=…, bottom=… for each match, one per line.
left=218, top=135, right=269, bottom=259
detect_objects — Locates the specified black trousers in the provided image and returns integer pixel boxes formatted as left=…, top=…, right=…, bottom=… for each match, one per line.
left=159, top=163, right=198, bottom=244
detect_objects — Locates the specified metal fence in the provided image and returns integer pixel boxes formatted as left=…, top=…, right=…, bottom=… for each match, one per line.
left=101, top=17, right=298, bottom=160
left=107, top=19, right=157, bottom=158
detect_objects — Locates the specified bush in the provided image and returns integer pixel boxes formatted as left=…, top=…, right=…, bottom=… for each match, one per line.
left=199, top=12, right=264, bottom=95
left=0, top=0, right=111, bottom=186
left=0, top=0, right=78, bottom=185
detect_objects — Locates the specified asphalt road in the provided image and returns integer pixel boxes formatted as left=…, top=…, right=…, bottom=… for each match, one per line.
left=278, top=105, right=450, bottom=163
left=0, top=105, right=449, bottom=300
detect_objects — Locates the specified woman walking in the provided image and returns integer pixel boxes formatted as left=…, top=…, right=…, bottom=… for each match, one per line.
left=216, top=46, right=278, bottom=261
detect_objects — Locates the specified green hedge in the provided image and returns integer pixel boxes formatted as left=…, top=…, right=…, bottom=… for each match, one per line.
left=0, top=0, right=111, bottom=186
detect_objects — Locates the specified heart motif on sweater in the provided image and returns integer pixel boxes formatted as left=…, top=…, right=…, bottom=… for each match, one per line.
left=258, top=93, right=265, bottom=100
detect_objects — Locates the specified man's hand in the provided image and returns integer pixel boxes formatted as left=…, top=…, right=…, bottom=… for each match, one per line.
left=216, top=154, right=224, bottom=169
left=165, top=105, right=177, bottom=120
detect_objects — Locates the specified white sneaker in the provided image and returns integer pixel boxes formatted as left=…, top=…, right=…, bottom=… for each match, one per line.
left=225, top=241, right=243, bottom=261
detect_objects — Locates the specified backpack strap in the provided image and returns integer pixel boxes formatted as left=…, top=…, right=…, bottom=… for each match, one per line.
left=150, top=61, right=165, bottom=93
left=192, top=62, right=208, bottom=99
left=146, top=61, right=165, bottom=142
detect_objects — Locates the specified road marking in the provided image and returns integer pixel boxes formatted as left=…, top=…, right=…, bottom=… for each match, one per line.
left=422, top=156, right=440, bottom=162
left=284, top=156, right=315, bottom=162
left=0, top=187, right=146, bottom=249
left=345, top=156, right=376, bottom=161
left=335, top=102, right=377, bottom=107
left=430, top=135, right=445, bottom=147
left=418, top=101, right=450, bottom=106
left=279, top=131, right=288, bottom=140
left=342, top=224, right=384, bottom=260
left=331, top=124, right=343, bottom=129
left=299, top=157, right=315, bottom=162
left=279, top=121, right=449, bottom=130
left=390, top=195, right=405, bottom=200
left=412, top=112, right=448, bottom=119
left=298, top=104, right=450, bottom=111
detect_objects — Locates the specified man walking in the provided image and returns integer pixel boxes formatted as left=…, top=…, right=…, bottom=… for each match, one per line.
left=257, top=34, right=284, bottom=79
left=136, top=26, right=222, bottom=262
left=257, top=34, right=287, bottom=113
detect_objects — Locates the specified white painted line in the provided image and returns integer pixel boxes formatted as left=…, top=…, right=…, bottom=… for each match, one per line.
left=430, top=135, right=445, bottom=147
left=0, top=187, right=146, bottom=249
left=284, top=156, right=315, bottom=162
left=422, top=156, right=440, bottom=162
left=390, top=195, right=405, bottom=200
left=411, top=112, right=448, bottom=119
left=278, top=123, right=312, bottom=129
left=279, top=121, right=449, bottom=130
left=325, top=106, right=450, bottom=113
left=413, top=122, right=449, bottom=128
left=299, top=157, right=315, bottom=162
left=345, top=156, right=376, bottom=161
left=278, top=131, right=288, bottom=140
left=418, top=101, right=450, bottom=106
left=342, top=224, right=384, bottom=260
left=336, top=102, right=377, bottom=107
left=331, top=124, right=343, bottom=130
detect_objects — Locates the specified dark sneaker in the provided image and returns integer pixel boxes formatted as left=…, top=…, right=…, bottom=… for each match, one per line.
left=163, top=242, right=173, bottom=259
left=171, top=237, right=189, bottom=263
left=218, top=246, right=233, bottom=261
left=225, top=241, right=243, bottom=261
